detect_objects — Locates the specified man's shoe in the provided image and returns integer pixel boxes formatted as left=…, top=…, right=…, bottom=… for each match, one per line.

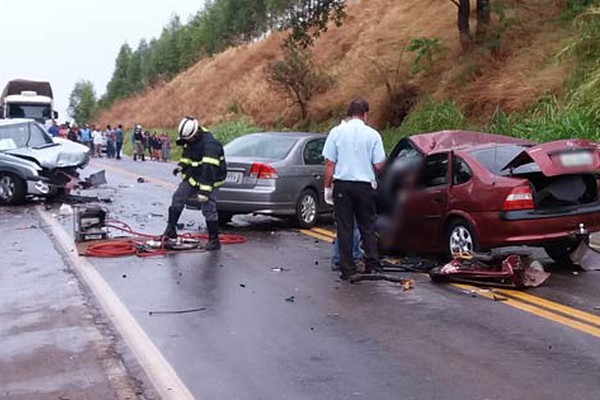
left=205, top=221, right=221, bottom=251
left=331, top=263, right=340, bottom=272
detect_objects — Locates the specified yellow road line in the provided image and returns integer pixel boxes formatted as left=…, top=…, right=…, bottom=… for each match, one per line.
left=92, top=160, right=177, bottom=189
left=454, top=284, right=600, bottom=339
left=311, top=227, right=336, bottom=238
left=494, top=289, right=600, bottom=328
left=300, top=229, right=334, bottom=243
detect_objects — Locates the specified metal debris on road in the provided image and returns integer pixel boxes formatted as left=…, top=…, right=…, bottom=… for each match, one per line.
left=148, top=307, right=207, bottom=316
left=349, top=274, right=415, bottom=287
left=137, top=177, right=147, bottom=183
left=429, top=250, right=551, bottom=289
left=285, top=296, right=296, bottom=303
left=271, top=267, right=289, bottom=272
left=239, top=284, right=247, bottom=288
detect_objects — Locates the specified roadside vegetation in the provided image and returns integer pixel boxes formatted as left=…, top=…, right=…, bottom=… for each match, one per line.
left=67, top=0, right=600, bottom=157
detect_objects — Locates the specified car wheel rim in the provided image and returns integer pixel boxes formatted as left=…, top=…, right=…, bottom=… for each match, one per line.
left=450, top=226, right=473, bottom=255
left=0, top=176, right=15, bottom=201
left=300, top=194, right=317, bottom=224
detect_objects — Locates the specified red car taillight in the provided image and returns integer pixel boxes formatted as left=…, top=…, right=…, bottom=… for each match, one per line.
left=250, top=163, right=278, bottom=179
left=502, top=185, right=535, bottom=211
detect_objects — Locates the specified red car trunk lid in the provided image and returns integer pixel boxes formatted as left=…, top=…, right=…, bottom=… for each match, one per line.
left=502, top=139, right=600, bottom=177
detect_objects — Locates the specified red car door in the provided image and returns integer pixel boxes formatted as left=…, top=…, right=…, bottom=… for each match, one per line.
left=400, top=153, right=450, bottom=254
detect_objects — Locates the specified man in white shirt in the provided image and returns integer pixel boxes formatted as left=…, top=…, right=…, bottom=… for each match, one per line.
left=91, top=126, right=103, bottom=158
left=322, top=99, right=386, bottom=280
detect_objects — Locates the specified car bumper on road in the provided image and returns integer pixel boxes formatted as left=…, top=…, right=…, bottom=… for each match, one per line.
left=476, top=206, right=600, bottom=247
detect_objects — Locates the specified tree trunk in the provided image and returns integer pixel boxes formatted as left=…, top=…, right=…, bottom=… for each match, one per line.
left=476, top=0, right=491, bottom=42
left=457, top=0, right=471, bottom=50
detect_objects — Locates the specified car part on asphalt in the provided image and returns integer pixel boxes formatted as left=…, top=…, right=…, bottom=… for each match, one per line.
left=429, top=250, right=551, bottom=289
left=570, top=241, right=600, bottom=271
left=73, top=206, right=109, bottom=242
left=348, top=274, right=415, bottom=289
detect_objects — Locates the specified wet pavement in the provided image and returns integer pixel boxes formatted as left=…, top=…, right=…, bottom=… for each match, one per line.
left=0, top=207, right=145, bottom=399
left=2, top=156, right=600, bottom=399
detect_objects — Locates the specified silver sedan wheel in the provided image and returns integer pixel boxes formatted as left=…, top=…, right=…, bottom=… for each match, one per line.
left=300, top=193, right=317, bottom=225
left=449, top=225, right=474, bottom=255
left=0, top=175, right=16, bottom=202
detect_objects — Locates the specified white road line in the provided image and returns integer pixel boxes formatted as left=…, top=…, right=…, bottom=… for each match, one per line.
left=37, top=206, right=195, bottom=400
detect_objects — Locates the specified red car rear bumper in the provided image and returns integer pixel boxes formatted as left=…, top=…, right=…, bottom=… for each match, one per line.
left=474, top=202, right=600, bottom=248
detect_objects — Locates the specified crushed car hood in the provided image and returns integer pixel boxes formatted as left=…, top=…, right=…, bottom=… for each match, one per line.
left=4, top=139, right=90, bottom=169
left=502, top=139, right=600, bottom=177
left=409, top=130, right=534, bottom=154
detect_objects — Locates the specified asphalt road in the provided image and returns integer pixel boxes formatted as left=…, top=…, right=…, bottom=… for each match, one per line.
left=3, top=156, right=600, bottom=400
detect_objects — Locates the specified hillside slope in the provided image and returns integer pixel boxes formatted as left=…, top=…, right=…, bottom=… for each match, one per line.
left=96, top=0, right=571, bottom=130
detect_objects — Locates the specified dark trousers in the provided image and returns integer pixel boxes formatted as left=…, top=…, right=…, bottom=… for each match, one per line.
left=333, top=180, right=380, bottom=277
left=116, top=141, right=123, bottom=159
left=170, top=181, right=219, bottom=224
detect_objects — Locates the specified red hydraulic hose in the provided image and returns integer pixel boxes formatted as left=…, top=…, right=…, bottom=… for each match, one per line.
left=84, top=219, right=247, bottom=258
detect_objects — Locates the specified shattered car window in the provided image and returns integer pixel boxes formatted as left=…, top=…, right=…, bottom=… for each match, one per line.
left=0, top=122, right=53, bottom=150
left=452, top=156, right=472, bottom=185
left=469, top=145, right=538, bottom=175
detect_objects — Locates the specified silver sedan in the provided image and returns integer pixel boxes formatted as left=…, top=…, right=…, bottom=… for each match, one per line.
left=188, top=132, right=332, bottom=227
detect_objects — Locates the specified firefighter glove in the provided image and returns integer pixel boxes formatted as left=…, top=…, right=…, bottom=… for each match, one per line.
left=197, top=194, right=209, bottom=203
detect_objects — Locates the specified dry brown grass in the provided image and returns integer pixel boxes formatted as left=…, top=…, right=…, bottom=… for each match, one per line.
left=96, top=0, right=573, bottom=130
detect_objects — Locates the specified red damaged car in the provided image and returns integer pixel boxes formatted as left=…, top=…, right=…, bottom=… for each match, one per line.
left=379, top=131, right=600, bottom=263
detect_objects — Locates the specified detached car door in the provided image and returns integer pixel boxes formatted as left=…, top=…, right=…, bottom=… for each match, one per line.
left=400, top=153, right=450, bottom=254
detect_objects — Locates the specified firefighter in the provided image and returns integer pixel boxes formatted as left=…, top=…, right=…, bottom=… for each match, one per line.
left=160, top=117, right=227, bottom=250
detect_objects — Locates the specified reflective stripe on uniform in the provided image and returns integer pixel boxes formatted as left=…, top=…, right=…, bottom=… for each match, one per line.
left=214, top=180, right=225, bottom=188
left=180, top=158, right=200, bottom=167
left=202, top=157, right=221, bottom=166
left=187, top=177, right=214, bottom=192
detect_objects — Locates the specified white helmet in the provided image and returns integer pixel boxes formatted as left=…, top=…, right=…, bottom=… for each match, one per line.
left=177, top=117, right=199, bottom=141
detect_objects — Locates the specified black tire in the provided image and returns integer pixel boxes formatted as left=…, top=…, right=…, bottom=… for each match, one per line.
left=218, top=211, right=234, bottom=226
left=543, top=242, right=576, bottom=265
left=0, top=172, right=27, bottom=206
left=445, top=218, right=479, bottom=259
left=295, top=189, right=319, bottom=229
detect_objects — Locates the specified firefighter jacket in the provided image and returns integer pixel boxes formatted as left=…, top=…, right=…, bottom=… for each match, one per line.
left=178, top=132, right=227, bottom=196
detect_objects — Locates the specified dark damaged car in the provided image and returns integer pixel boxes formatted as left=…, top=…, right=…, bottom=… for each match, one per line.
left=0, top=119, right=90, bottom=205
left=379, top=131, right=600, bottom=263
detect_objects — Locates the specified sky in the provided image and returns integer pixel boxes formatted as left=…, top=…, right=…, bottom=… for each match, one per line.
left=0, top=0, right=205, bottom=122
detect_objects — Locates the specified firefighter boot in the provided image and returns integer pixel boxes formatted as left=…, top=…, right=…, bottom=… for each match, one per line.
left=159, top=207, right=181, bottom=241
left=205, top=220, right=221, bottom=251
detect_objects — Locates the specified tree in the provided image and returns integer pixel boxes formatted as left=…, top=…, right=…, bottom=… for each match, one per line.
left=450, top=0, right=492, bottom=49
left=282, top=0, right=347, bottom=48
left=268, top=46, right=332, bottom=120
left=105, top=43, right=133, bottom=103
left=68, top=80, right=97, bottom=125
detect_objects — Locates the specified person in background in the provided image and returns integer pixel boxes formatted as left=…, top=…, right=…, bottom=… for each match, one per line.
left=92, top=126, right=103, bottom=158
left=67, top=124, right=80, bottom=142
left=151, top=132, right=162, bottom=161
left=161, top=132, right=171, bottom=162
left=331, top=221, right=363, bottom=271
left=322, top=99, right=386, bottom=280
left=59, top=123, right=69, bottom=138
left=47, top=120, right=59, bottom=137
left=115, top=124, right=124, bottom=160
left=80, top=124, right=92, bottom=151
left=105, top=125, right=115, bottom=158
left=143, top=131, right=152, bottom=159
left=133, top=125, right=145, bottom=161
